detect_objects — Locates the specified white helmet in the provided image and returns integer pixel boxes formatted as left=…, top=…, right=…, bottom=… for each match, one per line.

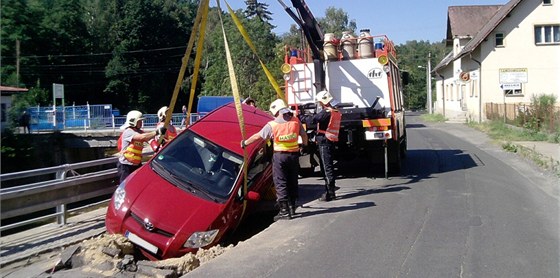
left=125, top=110, right=144, bottom=127
left=316, top=90, right=333, bottom=105
left=157, top=106, right=168, bottom=121
left=269, top=99, right=288, bottom=116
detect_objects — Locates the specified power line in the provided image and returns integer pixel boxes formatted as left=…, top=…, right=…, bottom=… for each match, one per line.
left=4, top=45, right=187, bottom=59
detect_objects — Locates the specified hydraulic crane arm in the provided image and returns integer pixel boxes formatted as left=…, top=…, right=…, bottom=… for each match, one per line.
left=278, top=0, right=325, bottom=91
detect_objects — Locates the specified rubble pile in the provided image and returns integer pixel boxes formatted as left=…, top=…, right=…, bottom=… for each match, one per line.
left=52, top=234, right=233, bottom=277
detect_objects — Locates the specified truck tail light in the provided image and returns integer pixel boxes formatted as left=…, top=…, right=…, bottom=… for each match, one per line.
left=367, top=126, right=388, bottom=131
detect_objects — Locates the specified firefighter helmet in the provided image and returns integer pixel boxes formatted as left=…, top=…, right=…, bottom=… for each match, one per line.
left=269, top=99, right=288, bottom=116
left=316, top=90, right=333, bottom=105
left=125, top=110, right=144, bottom=127
left=157, top=106, right=168, bottom=121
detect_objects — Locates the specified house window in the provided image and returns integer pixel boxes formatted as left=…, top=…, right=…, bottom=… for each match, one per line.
left=495, top=33, right=505, bottom=47
left=534, top=25, right=560, bottom=44
left=472, top=80, right=479, bottom=98
left=504, top=89, right=523, bottom=96
left=543, top=0, right=552, bottom=5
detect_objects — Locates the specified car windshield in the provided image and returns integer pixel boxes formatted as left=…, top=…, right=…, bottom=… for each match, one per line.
left=150, top=130, right=243, bottom=202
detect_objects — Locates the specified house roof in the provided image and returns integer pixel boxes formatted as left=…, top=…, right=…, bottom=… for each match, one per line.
left=446, top=5, right=503, bottom=44
left=455, top=0, right=523, bottom=60
left=433, top=51, right=455, bottom=75
left=433, top=0, right=523, bottom=73
left=0, top=86, right=29, bottom=95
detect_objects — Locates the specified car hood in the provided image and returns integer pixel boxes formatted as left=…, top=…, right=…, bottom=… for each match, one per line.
left=126, top=166, right=226, bottom=235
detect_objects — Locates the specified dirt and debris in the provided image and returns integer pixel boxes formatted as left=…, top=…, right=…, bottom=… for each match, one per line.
left=50, top=233, right=233, bottom=277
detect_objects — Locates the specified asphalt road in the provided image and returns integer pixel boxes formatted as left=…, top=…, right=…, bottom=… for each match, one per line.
left=2, top=113, right=558, bottom=277
left=185, top=113, right=559, bottom=277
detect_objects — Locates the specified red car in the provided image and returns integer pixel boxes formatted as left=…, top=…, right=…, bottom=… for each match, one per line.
left=105, top=103, right=275, bottom=260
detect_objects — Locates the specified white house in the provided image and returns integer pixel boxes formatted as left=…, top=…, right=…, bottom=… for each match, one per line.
left=432, top=0, right=560, bottom=122
left=1, top=85, right=28, bottom=132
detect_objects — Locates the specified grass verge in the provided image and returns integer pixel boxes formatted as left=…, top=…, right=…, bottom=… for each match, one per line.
left=469, top=120, right=559, bottom=176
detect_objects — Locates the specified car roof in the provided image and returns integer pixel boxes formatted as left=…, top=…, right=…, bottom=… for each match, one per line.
left=189, top=102, right=273, bottom=155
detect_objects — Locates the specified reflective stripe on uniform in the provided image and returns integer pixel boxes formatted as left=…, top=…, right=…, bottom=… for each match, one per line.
left=269, top=118, right=300, bottom=152
left=317, top=108, right=341, bottom=142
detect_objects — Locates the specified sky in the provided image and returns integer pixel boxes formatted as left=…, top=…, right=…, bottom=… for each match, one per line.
left=216, top=0, right=508, bottom=45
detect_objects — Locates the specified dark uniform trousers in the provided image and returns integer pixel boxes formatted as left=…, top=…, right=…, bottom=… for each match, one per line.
left=117, top=162, right=141, bottom=183
left=316, top=134, right=336, bottom=187
left=272, top=152, right=300, bottom=202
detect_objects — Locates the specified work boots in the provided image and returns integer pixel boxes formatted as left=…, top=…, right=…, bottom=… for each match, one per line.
left=319, top=185, right=336, bottom=202
left=289, top=199, right=297, bottom=215
left=274, top=201, right=293, bottom=221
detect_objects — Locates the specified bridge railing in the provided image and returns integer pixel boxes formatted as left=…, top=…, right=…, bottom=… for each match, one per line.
left=25, top=104, right=201, bottom=132
left=0, top=157, right=119, bottom=232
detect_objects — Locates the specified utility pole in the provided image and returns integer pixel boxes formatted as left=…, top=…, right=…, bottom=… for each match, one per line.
left=427, top=52, right=432, bottom=114
left=16, top=40, right=20, bottom=87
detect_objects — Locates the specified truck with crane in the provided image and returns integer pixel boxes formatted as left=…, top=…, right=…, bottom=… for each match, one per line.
left=279, top=0, right=408, bottom=176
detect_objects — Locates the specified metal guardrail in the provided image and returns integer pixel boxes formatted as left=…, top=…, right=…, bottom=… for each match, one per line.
left=0, top=157, right=119, bottom=232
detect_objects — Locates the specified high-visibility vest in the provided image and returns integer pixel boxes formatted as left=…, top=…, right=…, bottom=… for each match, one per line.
left=150, top=122, right=178, bottom=151
left=122, top=129, right=144, bottom=165
left=159, top=122, right=178, bottom=141
left=317, top=108, right=341, bottom=142
left=269, top=117, right=300, bottom=152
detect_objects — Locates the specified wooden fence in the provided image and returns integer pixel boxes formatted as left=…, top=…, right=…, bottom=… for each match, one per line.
left=485, top=103, right=559, bottom=133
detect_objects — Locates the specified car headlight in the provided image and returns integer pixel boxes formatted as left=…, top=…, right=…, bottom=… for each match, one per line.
left=184, top=229, right=219, bottom=248
left=113, top=182, right=127, bottom=211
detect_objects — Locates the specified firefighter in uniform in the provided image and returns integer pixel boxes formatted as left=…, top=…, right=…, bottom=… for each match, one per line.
left=312, top=90, right=342, bottom=201
left=241, top=99, right=308, bottom=220
left=150, top=106, right=178, bottom=152
left=117, top=110, right=166, bottom=183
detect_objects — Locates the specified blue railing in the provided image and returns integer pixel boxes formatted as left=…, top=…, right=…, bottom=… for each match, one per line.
left=24, top=104, right=200, bottom=132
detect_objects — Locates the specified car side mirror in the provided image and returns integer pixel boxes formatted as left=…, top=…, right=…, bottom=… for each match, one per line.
left=245, top=191, right=261, bottom=201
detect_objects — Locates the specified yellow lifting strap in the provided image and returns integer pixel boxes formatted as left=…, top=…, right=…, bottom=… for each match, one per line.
left=160, top=0, right=210, bottom=138
left=224, top=1, right=285, bottom=100
left=217, top=0, right=250, bottom=215
left=186, top=1, right=210, bottom=127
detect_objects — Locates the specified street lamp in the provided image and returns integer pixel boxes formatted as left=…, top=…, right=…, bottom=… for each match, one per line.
left=418, top=54, right=433, bottom=114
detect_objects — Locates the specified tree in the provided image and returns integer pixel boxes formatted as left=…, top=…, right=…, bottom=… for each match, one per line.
left=244, top=0, right=273, bottom=22
left=318, top=7, right=356, bottom=37
left=200, top=6, right=281, bottom=109
left=280, top=6, right=356, bottom=52
left=396, top=40, right=447, bottom=110
left=104, top=0, right=195, bottom=112
left=0, top=0, right=37, bottom=87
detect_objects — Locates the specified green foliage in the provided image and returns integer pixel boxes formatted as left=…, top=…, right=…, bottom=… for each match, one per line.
left=244, top=0, right=273, bottom=22
left=318, top=7, right=357, bottom=37
left=531, top=94, right=557, bottom=132
left=0, top=0, right=38, bottom=87
left=2, top=1, right=455, bottom=118
left=502, top=142, right=519, bottom=153
left=420, top=113, right=447, bottom=122
left=469, top=120, right=550, bottom=142
left=279, top=6, right=356, bottom=50
left=200, top=6, right=281, bottom=110
left=396, top=40, right=447, bottom=110
left=549, top=131, right=560, bottom=144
